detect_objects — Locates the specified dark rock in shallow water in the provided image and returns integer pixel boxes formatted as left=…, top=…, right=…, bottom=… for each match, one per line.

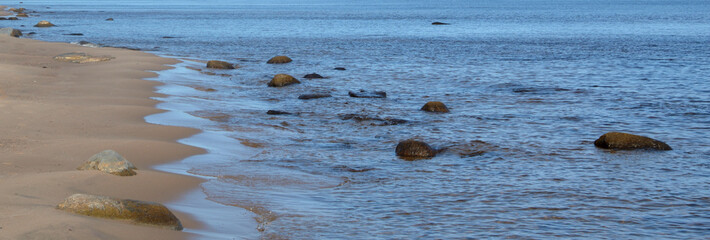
left=0, top=28, right=22, bottom=37
left=334, top=67, right=346, bottom=71
left=105, top=18, right=114, bottom=21
left=57, top=194, right=183, bottom=230
left=594, top=132, right=672, bottom=150
left=206, top=60, right=235, bottom=69
left=8, top=17, right=18, bottom=20
left=348, top=90, right=386, bottom=98
left=298, top=93, right=332, bottom=100
left=63, top=33, right=84, bottom=36
left=421, top=101, right=450, bottom=113
left=267, top=110, right=291, bottom=115
left=16, top=13, right=29, bottom=17
left=396, top=139, right=437, bottom=159
left=341, top=114, right=407, bottom=126
left=267, top=55, right=292, bottom=64
left=432, top=22, right=450, bottom=25
left=268, top=74, right=300, bottom=87
left=303, top=73, right=324, bottom=79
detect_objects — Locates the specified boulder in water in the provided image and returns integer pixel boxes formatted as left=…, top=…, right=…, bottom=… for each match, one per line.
left=34, top=20, right=55, bottom=27
left=56, top=194, right=183, bottom=230
left=77, top=150, right=137, bottom=176
left=432, top=22, right=450, bottom=25
left=267, top=56, right=292, bottom=64
left=303, top=73, right=324, bottom=79
left=106, top=18, right=114, bottom=21
left=348, top=90, right=386, bottom=98
left=333, top=67, right=346, bottom=71
left=16, top=12, right=28, bottom=17
left=267, top=110, right=291, bottom=115
left=594, top=132, right=672, bottom=150
left=421, top=101, right=449, bottom=113
left=206, top=60, right=235, bottom=69
left=268, top=74, right=300, bottom=87
left=298, top=93, right=332, bottom=100
left=395, top=139, right=437, bottom=159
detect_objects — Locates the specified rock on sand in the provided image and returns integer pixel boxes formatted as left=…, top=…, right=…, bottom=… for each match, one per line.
left=56, top=193, right=183, bottom=230
left=77, top=150, right=137, bottom=176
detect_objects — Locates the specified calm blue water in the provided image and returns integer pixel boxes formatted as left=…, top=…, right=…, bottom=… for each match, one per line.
left=5, top=0, right=710, bottom=239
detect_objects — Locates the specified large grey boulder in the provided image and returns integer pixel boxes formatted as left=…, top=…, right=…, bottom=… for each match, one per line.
left=0, top=28, right=22, bottom=37
left=77, top=150, right=137, bottom=176
left=57, top=194, right=183, bottom=230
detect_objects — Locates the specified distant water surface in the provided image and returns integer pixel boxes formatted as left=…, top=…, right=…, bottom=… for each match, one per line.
left=8, top=0, right=710, bottom=239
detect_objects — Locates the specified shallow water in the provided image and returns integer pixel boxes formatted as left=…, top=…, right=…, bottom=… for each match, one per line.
left=8, top=0, right=710, bottom=238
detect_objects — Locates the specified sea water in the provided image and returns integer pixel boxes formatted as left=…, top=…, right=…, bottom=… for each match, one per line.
left=5, top=0, right=710, bottom=238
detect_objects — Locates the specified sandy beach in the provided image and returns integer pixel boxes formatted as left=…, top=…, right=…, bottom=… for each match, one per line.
left=0, top=35, right=206, bottom=239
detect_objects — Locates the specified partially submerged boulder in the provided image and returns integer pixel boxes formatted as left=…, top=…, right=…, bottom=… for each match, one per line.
left=0, top=28, right=22, bottom=37
left=268, top=74, right=300, bottom=87
left=16, top=12, right=28, bottom=17
left=396, top=139, right=437, bottom=159
left=267, top=110, right=291, bottom=115
left=34, top=20, right=56, bottom=27
left=303, top=73, right=324, bottom=79
left=432, top=22, right=450, bottom=25
left=348, top=90, right=386, bottom=98
left=206, top=60, right=235, bottom=69
left=594, top=132, right=672, bottom=150
left=54, top=52, right=114, bottom=63
left=298, top=93, right=331, bottom=100
left=267, top=56, right=292, bottom=64
left=341, top=114, right=407, bottom=126
left=77, top=150, right=137, bottom=176
left=421, top=101, right=449, bottom=113
left=56, top=194, right=183, bottom=230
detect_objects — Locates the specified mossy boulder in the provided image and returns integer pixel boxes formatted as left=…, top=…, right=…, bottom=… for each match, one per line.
left=56, top=194, right=183, bottom=230
left=267, top=56, right=292, bottom=64
left=77, top=150, right=137, bottom=176
left=206, top=60, right=235, bottom=69
left=34, top=20, right=56, bottom=27
left=396, top=139, right=437, bottom=160
left=268, top=74, right=300, bottom=87
left=0, top=28, right=22, bottom=37
left=421, top=101, right=449, bottom=113
left=594, top=132, right=672, bottom=150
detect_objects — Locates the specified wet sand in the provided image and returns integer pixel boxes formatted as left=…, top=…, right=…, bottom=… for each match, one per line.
left=0, top=36, right=210, bottom=239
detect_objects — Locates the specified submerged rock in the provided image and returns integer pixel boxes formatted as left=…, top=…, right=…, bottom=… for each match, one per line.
left=206, top=60, right=235, bottom=69
left=303, top=73, right=324, bottom=79
left=421, top=101, right=450, bottom=113
left=341, top=114, right=407, bottom=126
left=298, top=93, right=332, bottom=100
left=268, top=74, right=300, bottom=87
left=396, top=139, right=437, bottom=159
left=0, top=28, right=22, bottom=37
left=348, top=90, right=386, bottom=98
left=56, top=194, right=183, bottom=230
left=34, top=20, right=55, bottom=27
left=267, top=110, right=291, bottom=115
left=594, top=132, right=672, bottom=150
left=77, top=150, right=137, bottom=176
left=333, top=67, right=346, bottom=71
left=54, top=52, right=114, bottom=63
left=105, top=18, right=114, bottom=21
left=266, top=56, right=292, bottom=64
left=432, top=22, right=450, bottom=25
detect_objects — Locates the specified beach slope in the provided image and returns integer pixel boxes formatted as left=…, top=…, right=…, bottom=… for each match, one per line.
left=0, top=36, right=205, bottom=239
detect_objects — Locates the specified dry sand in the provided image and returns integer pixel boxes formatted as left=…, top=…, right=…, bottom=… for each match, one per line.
left=0, top=36, right=212, bottom=239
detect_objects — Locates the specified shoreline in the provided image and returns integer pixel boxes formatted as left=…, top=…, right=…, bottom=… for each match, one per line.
left=0, top=36, right=253, bottom=239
